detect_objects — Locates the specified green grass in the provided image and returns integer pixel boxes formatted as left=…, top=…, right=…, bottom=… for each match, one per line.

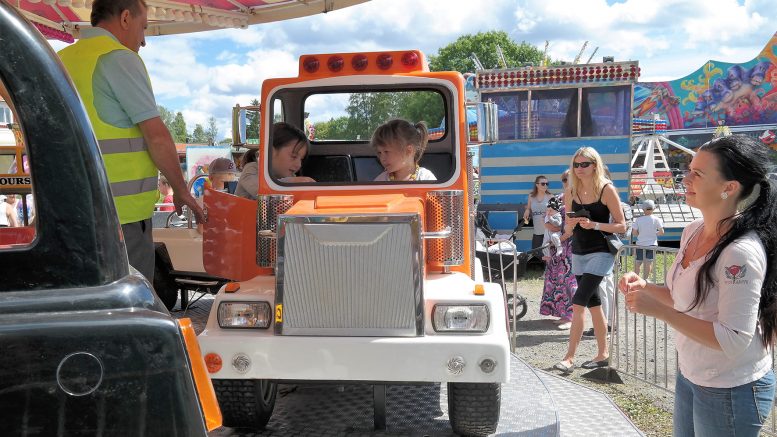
left=618, top=251, right=678, bottom=284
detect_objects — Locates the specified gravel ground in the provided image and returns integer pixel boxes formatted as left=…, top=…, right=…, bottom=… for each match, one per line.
left=507, top=266, right=675, bottom=437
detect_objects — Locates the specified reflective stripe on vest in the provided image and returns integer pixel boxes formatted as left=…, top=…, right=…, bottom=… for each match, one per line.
left=58, top=36, right=158, bottom=225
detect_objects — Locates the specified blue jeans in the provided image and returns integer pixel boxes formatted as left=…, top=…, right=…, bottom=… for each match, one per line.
left=674, top=369, right=775, bottom=436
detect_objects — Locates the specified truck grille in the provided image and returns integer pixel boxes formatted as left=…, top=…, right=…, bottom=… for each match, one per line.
left=276, top=215, right=423, bottom=336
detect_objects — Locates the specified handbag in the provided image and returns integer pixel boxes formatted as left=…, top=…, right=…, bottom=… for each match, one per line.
left=601, top=231, right=624, bottom=256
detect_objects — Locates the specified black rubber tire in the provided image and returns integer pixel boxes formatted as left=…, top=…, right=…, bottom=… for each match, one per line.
left=447, top=382, right=501, bottom=436
left=213, top=379, right=277, bottom=430
left=507, top=294, right=528, bottom=321
left=153, top=259, right=179, bottom=310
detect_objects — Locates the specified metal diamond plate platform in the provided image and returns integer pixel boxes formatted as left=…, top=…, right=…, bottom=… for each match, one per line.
left=173, top=294, right=642, bottom=436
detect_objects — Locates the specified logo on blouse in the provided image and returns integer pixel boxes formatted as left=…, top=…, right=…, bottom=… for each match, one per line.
left=724, top=265, right=747, bottom=281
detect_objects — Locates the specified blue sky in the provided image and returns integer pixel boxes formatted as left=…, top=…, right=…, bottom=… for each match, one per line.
left=52, top=0, right=775, bottom=141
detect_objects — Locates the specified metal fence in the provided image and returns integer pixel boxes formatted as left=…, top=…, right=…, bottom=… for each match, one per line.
left=608, top=244, right=776, bottom=434
left=474, top=235, right=534, bottom=352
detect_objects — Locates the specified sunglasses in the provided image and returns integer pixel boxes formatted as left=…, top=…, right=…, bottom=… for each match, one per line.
left=561, top=178, right=568, bottom=183
left=538, top=182, right=548, bottom=186
left=573, top=161, right=594, bottom=169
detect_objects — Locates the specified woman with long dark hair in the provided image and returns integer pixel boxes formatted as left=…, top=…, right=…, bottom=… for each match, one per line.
left=621, top=135, right=777, bottom=436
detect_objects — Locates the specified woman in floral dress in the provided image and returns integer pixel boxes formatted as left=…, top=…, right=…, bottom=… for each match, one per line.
left=539, top=170, right=577, bottom=329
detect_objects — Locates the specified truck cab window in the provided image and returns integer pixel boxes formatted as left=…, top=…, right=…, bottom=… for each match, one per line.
left=0, top=87, right=36, bottom=240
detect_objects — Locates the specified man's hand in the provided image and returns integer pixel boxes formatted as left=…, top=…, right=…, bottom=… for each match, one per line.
left=174, top=191, right=206, bottom=224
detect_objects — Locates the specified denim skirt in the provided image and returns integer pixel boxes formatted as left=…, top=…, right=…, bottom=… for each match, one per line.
left=571, top=251, right=615, bottom=276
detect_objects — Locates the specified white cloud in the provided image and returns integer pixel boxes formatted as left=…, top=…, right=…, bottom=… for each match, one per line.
left=49, top=0, right=775, bottom=138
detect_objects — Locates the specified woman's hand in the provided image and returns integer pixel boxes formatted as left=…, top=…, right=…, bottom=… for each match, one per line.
left=618, top=272, right=646, bottom=295
left=625, top=289, right=666, bottom=318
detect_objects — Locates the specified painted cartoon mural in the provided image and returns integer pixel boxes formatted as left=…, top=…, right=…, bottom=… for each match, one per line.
left=634, top=31, right=777, bottom=130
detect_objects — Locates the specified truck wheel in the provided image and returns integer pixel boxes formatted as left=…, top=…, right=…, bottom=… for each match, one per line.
left=213, top=379, right=277, bottom=430
left=153, top=260, right=179, bottom=310
left=447, top=382, right=500, bottom=437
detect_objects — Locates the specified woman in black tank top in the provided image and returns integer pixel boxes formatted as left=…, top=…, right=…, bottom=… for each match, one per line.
left=553, top=147, right=627, bottom=374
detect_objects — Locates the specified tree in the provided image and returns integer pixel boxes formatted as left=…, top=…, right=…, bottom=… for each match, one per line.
left=314, top=116, right=351, bottom=141
left=158, top=105, right=175, bottom=133
left=247, top=98, right=260, bottom=142
left=206, top=117, right=219, bottom=146
left=191, top=124, right=207, bottom=143
left=429, top=31, right=544, bottom=73
left=172, top=112, right=187, bottom=143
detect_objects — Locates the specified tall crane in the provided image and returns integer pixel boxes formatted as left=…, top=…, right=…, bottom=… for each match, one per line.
left=585, top=46, right=599, bottom=64
left=573, top=41, right=589, bottom=64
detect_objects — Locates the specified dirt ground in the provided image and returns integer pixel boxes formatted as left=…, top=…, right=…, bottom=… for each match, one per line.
left=509, top=266, right=675, bottom=437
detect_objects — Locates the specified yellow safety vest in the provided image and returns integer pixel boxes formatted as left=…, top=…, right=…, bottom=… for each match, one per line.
left=59, top=36, right=158, bottom=224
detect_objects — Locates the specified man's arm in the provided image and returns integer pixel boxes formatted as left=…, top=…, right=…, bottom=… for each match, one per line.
left=138, top=117, right=205, bottom=223
left=7, top=204, right=19, bottom=227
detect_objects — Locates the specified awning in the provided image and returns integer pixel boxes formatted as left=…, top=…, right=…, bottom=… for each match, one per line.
left=13, top=0, right=369, bottom=43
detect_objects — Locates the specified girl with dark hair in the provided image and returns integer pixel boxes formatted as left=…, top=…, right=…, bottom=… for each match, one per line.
left=621, top=135, right=777, bottom=436
left=236, top=122, right=314, bottom=199
left=371, top=119, right=436, bottom=181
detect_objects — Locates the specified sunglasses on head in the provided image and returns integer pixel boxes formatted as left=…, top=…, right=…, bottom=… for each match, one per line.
left=561, top=178, right=568, bottom=183
left=573, top=161, right=594, bottom=169
left=538, top=182, right=548, bottom=186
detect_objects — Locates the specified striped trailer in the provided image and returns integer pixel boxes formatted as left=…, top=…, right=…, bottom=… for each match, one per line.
left=474, top=62, right=639, bottom=251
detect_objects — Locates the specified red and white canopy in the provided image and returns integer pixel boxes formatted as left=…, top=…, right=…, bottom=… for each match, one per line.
left=13, top=0, right=369, bottom=42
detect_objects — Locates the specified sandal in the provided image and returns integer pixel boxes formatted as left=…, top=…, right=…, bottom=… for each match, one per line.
left=552, top=361, right=575, bottom=373
left=580, top=359, right=609, bottom=369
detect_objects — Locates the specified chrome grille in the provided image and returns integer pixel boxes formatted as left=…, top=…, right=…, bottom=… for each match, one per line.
left=276, top=215, right=423, bottom=336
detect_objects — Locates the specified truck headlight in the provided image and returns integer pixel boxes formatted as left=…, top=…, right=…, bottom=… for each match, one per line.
left=432, top=304, right=489, bottom=332
left=217, top=302, right=271, bottom=329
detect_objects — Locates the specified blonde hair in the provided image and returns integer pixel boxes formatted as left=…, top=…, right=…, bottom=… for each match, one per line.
left=371, top=119, right=429, bottom=164
left=569, top=147, right=610, bottom=199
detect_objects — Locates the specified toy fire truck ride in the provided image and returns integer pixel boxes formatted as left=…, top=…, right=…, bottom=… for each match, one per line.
left=199, top=50, right=507, bottom=436
left=0, top=5, right=220, bottom=435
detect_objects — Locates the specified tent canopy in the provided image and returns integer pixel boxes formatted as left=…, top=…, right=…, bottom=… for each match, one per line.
left=15, top=0, right=368, bottom=42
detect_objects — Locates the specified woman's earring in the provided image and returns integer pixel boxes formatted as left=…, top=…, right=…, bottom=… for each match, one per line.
left=720, top=192, right=728, bottom=200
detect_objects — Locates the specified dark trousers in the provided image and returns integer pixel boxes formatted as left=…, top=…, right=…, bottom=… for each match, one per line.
left=122, top=218, right=154, bottom=283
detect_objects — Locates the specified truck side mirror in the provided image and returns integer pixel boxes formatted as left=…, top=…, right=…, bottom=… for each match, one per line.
left=232, top=104, right=260, bottom=146
left=466, top=102, right=499, bottom=145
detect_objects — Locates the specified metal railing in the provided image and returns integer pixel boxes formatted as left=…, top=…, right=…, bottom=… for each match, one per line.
left=475, top=235, right=541, bottom=352
left=608, top=244, right=776, bottom=434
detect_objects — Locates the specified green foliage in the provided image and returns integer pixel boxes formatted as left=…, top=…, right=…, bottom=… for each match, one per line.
left=247, top=98, right=260, bottom=143
left=313, top=91, right=445, bottom=141
left=172, top=111, right=187, bottom=143
left=191, top=124, right=207, bottom=143
left=206, top=117, right=219, bottom=146
left=158, top=105, right=175, bottom=133
left=429, top=30, right=544, bottom=73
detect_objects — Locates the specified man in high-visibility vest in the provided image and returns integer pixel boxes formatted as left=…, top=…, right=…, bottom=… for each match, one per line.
left=59, top=0, right=204, bottom=283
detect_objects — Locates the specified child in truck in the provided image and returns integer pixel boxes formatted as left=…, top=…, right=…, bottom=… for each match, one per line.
left=371, top=119, right=436, bottom=181
left=542, top=196, right=563, bottom=261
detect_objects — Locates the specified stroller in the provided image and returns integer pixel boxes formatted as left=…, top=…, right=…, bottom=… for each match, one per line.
left=474, top=211, right=547, bottom=322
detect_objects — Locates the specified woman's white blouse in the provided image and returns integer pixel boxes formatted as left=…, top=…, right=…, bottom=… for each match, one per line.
left=667, top=219, right=771, bottom=387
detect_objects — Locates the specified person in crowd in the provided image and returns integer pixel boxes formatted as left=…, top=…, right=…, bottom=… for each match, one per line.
left=542, top=196, right=563, bottom=260
left=553, top=147, right=626, bottom=372
left=206, top=157, right=238, bottom=193
left=539, top=170, right=576, bottom=330
left=372, top=119, right=436, bottom=181
left=0, top=195, right=19, bottom=228
left=234, top=148, right=258, bottom=199
left=523, top=175, right=553, bottom=250
left=57, top=0, right=204, bottom=282
left=621, top=135, right=776, bottom=436
left=632, top=199, right=664, bottom=280
left=156, top=176, right=174, bottom=212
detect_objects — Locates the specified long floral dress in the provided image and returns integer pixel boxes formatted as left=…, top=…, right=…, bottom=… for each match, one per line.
left=539, top=199, right=576, bottom=320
